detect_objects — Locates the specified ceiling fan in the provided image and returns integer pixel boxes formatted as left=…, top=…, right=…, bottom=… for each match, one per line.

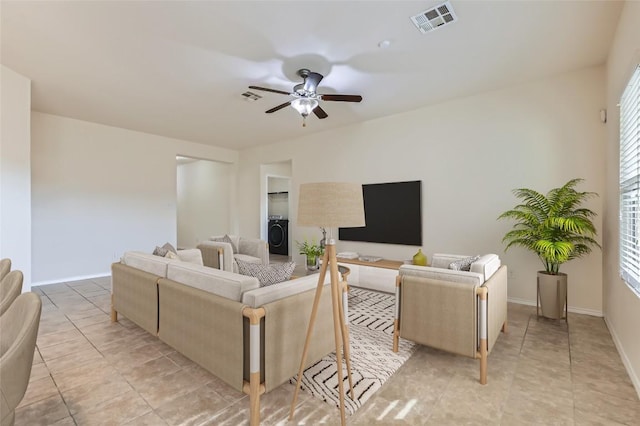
left=249, top=69, right=363, bottom=127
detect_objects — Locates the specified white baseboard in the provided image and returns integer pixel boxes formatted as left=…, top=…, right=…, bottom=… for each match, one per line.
left=33, top=272, right=110, bottom=287
left=507, top=297, right=603, bottom=317
left=604, top=317, right=640, bottom=399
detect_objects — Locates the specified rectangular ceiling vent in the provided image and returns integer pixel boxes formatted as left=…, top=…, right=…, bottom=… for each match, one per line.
left=241, top=91, right=262, bottom=102
left=411, top=1, right=457, bottom=34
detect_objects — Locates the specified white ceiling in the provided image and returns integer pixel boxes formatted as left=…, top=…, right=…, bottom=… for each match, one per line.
left=1, top=1, right=623, bottom=150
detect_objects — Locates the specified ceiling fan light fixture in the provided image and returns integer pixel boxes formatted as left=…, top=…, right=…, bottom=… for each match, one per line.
left=291, top=97, right=318, bottom=117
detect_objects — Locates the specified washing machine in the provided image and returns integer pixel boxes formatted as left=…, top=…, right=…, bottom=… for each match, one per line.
left=268, top=219, right=289, bottom=255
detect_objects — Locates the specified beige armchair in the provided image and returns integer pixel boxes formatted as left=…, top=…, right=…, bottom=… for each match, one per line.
left=0, top=292, right=42, bottom=426
left=0, top=271, right=23, bottom=316
left=198, top=235, right=269, bottom=273
left=393, top=253, right=507, bottom=384
left=0, top=259, right=10, bottom=281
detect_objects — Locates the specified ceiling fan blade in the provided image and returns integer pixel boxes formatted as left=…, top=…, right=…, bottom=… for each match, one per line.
left=249, top=85, right=291, bottom=96
left=265, top=101, right=292, bottom=114
left=320, top=94, right=363, bottom=102
left=313, top=105, right=328, bottom=119
left=303, top=72, right=324, bottom=93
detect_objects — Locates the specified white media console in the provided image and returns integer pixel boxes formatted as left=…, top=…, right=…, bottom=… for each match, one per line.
left=336, top=257, right=404, bottom=294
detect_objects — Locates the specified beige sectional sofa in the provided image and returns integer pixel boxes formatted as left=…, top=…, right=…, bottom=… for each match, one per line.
left=111, top=250, right=340, bottom=425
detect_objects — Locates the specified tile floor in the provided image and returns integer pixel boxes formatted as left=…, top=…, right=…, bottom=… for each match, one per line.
left=14, top=276, right=640, bottom=425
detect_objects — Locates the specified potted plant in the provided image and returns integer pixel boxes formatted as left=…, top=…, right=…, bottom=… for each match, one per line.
left=296, top=239, right=324, bottom=271
left=498, top=178, right=600, bottom=319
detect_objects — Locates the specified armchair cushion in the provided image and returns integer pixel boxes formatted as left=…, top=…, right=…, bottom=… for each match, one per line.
left=236, top=259, right=295, bottom=287
left=212, top=235, right=238, bottom=253
left=448, top=255, right=480, bottom=271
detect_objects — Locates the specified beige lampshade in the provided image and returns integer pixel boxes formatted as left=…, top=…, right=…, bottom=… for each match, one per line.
left=297, top=182, right=366, bottom=228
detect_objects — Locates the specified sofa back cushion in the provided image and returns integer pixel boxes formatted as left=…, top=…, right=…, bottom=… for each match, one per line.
left=431, top=253, right=469, bottom=269
left=167, top=262, right=259, bottom=302
left=176, top=249, right=204, bottom=266
left=121, top=251, right=172, bottom=277
left=399, top=264, right=484, bottom=286
left=469, top=254, right=501, bottom=281
left=241, top=273, right=332, bottom=308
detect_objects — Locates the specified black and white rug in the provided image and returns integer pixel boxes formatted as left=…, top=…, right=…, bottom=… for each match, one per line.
left=290, top=287, right=416, bottom=415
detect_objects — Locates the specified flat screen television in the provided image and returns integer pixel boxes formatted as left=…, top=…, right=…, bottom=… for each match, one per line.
left=339, top=180, right=422, bottom=246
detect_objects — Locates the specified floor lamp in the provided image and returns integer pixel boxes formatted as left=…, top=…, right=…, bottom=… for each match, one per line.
left=289, top=182, right=365, bottom=426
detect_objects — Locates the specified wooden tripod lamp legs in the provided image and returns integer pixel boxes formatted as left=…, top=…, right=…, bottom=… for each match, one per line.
left=289, top=244, right=354, bottom=425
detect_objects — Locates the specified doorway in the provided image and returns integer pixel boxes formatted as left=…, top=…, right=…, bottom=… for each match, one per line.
left=176, top=156, right=233, bottom=249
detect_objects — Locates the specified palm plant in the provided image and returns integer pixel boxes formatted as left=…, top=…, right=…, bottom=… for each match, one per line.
left=498, top=178, right=600, bottom=275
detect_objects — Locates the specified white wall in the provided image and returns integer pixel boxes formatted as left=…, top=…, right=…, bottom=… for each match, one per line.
left=0, top=66, right=32, bottom=290
left=603, top=0, right=640, bottom=397
left=31, top=112, right=237, bottom=284
left=177, top=159, right=233, bottom=248
left=238, top=66, right=606, bottom=315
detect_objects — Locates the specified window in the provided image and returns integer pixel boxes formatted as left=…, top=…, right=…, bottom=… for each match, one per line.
left=619, top=65, right=640, bottom=296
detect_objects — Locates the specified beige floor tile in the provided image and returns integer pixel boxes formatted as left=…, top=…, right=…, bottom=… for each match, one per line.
left=70, top=312, right=110, bottom=328
left=121, top=355, right=182, bottom=387
left=45, top=347, right=105, bottom=373
left=72, top=389, right=152, bottom=425
left=36, top=328, right=84, bottom=348
left=102, top=341, right=165, bottom=373
left=17, top=375, right=60, bottom=408
left=61, top=375, right=134, bottom=415
left=38, top=336, right=96, bottom=362
left=134, top=368, right=205, bottom=409
left=50, top=358, right=118, bottom=392
left=573, top=386, right=640, bottom=425
left=123, top=411, right=168, bottom=425
left=14, top=394, right=70, bottom=426
left=154, top=383, right=235, bottom=425
left=28, top=361, right=52, bottom=382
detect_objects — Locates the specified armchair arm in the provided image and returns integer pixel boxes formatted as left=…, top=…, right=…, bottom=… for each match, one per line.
left=197, top=241, right=234, bottom=271
left=483, top=265, right=508, bottom=353
left=239, top=238, right=269, bottom=265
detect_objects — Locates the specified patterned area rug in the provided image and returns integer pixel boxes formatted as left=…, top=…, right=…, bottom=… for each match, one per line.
left=290, top=287, right=416, bottom=415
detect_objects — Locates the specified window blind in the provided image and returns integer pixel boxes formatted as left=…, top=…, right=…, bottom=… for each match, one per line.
left=619, top=65, right=640, bottom=296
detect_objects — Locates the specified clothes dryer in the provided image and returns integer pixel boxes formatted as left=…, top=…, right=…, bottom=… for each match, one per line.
left=268, top=219, right=288, bottom=255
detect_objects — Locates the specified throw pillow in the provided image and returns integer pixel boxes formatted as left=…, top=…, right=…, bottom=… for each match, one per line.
left=212, top=234, right=237, bottom=253
left=153, top=246, right=169, bottom=257
left=164, top=251, right=179, bottom=260
left=449, top=255, right=480, bottom=271
left=236, top=259, right=295, bottom=287
left=162, top=242, right=178, bottom=255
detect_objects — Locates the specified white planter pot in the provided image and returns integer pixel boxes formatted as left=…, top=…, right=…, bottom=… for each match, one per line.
left=537, top=272, right=567, bottom=320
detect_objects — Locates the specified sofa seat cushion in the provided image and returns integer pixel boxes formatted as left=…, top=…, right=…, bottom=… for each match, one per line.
left=399, top=264, right=484, bottom=287
left=236, top=260, right=295, bottom=287
left=241, top=273, right=332, bottom=308
left=121, top=251, right=173, bottom=277
left=166, top=262, right=259, bottom=302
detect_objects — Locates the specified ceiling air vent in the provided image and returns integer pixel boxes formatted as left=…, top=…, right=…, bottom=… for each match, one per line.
left=410, top=1, right=457, bottom=34
left=241, top=91, right=262, bottom=102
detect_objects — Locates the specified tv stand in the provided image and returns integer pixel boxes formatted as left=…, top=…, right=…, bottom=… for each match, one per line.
left=336, top=257, right=404, bottom=293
